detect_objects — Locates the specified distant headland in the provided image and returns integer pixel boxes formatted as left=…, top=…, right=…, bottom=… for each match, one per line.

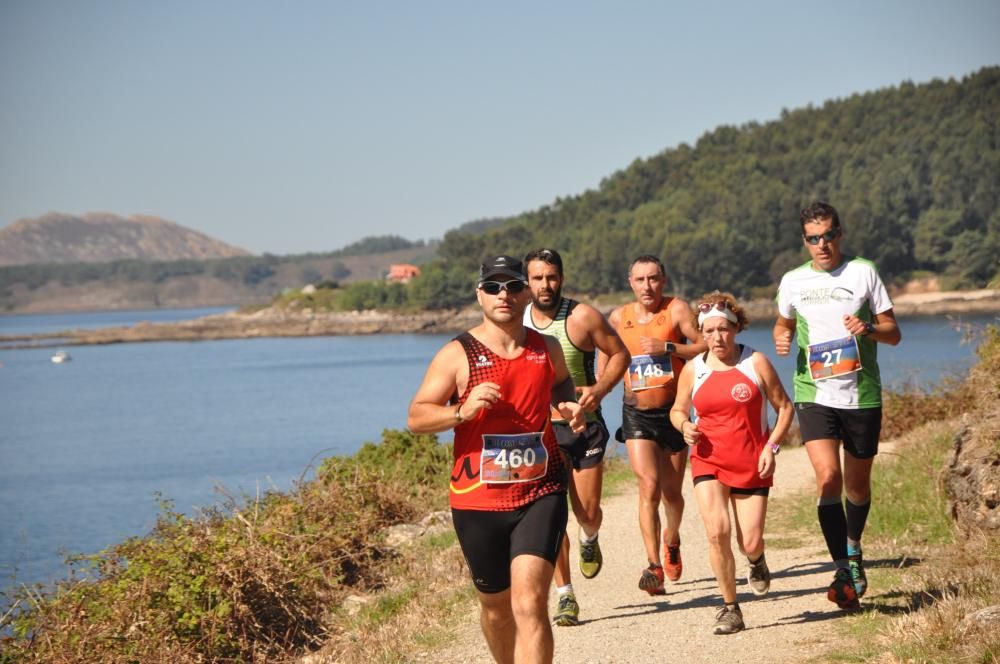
left=1, top=289, right=997, bottom=350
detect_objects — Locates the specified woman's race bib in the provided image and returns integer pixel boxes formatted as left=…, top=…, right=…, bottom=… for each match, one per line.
left=626, top=354, right=672, bottom=392
left=808, top=335, right=861, bottom=381
left=480, top=432, right=549, bottom=483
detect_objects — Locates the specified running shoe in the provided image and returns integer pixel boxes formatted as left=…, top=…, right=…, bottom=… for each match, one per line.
left=553, top=592, right=580, bottom=627
left=848, top=550, right=868, bottom=598
left=579, top=535, right=603, bottom=579
left=712, top=605, right=745, bottom=635
left=746, top=554, right=771, bottom=596
left=663, top=543, right=683, bottom=582
left=827, top=567, right=860, bottom=610
left=638, top=563, right=666, bottom=596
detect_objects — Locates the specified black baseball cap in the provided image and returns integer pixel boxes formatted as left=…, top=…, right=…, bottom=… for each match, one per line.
left=478, top=255, right=527, bottom=283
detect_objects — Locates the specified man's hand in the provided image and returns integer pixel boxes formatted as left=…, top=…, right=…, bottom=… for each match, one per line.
left=774, top=328, right=793, bottom=356
left=638, top=335, right=665, bottom=355
left=556, top=401, right=586, bottom=433
left=575, top=385, right=605, bottom=413
left=461, top=381, right=501, bottom=420
left=842, top=314, right=870, bottom=337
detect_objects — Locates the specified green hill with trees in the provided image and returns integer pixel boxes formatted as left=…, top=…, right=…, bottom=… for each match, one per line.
left=410, top=66, right=997, bottom=306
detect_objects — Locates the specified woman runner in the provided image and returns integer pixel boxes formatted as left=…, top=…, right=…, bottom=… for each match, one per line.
left=670, top=291, right=793, bottom=635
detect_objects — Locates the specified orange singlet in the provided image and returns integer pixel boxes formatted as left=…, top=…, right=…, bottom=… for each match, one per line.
left=618, top=298, right=684, bottom=409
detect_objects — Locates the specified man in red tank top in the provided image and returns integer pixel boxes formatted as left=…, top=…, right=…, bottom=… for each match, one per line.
left=606, top=255, right=706, bottom=595
left=408, top=255, right=584, bottom=664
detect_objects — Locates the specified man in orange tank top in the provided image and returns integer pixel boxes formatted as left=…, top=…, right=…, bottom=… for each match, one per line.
left=606, top=255, right=706, bottom=595
left=408, top=255, right=585, bottom=664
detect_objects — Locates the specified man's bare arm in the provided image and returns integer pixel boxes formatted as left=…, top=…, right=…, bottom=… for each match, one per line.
left=574, top=304, right=630, bottom=411
left=670, top=298, right=707, bottom=360
left=407, top=342, right=463, bottom=434
left=596, top=306, right=624, bottom=381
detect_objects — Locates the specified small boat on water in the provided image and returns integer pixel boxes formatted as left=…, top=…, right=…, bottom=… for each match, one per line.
left=51, top=350, right=72, bottom=363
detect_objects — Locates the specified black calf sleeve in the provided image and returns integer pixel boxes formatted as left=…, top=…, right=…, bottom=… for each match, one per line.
left=817, top=499, right=848, bottom=562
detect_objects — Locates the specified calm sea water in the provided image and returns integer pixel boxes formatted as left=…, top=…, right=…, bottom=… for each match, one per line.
left=0, top=308, right=995, bottom=590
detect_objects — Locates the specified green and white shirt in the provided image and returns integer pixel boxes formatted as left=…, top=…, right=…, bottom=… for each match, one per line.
left=776, top=256, right=893, bottom=409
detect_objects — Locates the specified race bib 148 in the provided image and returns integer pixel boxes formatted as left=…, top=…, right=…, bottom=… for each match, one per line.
left=627, top=354, right=672, bottom=392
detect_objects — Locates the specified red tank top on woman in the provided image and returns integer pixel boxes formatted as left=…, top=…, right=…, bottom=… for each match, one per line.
left=690, top=345, right=772, bottom=489
left=450, top=329, right=567, bottom=511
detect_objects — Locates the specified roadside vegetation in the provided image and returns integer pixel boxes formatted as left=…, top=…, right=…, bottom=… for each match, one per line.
left=0, top=430, right=454, bottom=663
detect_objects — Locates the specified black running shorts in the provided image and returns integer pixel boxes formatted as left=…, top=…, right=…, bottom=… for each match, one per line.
left=795, top=403, right=882, bottom=459
left=692, top=474, right=771, bottom=496
left=553, top=418, right=610, bottom=470
left=616, top=403, right=686, bottom=453
left=451, top=492, right=568, bottom=594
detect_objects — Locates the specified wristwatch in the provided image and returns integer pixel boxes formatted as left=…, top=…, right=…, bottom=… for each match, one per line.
left=860, top=321, right=876, bottom=336
left=769, top=443, right=781, bottom=455
left=454, top=405, right=464, bottom=423
left=664, top=341, right=676, bottom=354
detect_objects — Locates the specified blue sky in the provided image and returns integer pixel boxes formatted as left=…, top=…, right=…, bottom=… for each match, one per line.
left=2, top=1, right=998, bottom=255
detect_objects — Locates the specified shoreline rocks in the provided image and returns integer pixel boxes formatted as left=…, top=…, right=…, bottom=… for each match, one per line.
left=1, top=290, right=997, bottom=350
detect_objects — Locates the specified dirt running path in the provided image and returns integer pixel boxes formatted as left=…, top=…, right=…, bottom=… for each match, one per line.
left=431, top=445, right=867, bottom=663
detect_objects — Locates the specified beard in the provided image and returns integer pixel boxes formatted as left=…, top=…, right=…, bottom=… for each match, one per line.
left=532, top=285, right=563, bottom=313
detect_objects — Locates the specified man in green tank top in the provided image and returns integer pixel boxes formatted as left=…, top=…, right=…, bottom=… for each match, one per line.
left=523, top=248, right=631, bottom=626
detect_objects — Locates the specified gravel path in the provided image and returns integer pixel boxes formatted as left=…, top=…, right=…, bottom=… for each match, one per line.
left=432, top=445, right=862, bottom=663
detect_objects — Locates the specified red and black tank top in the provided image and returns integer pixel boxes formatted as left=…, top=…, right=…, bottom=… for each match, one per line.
left=450, top=329, right=567, bottom=511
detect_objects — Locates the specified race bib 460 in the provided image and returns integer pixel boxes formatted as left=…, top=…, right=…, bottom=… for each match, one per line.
left=480, top=432, right=549, bottom=483
left=808, top=335, right=861, bottom=381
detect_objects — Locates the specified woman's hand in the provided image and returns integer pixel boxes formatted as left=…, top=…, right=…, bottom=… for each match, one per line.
left=682, top=421, right=701, bottom=446
left=758, top=447, right=776, bottom=479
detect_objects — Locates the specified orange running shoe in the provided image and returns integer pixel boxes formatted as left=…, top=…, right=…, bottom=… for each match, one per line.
left=827, top=567, right=860, bottom=610
left=638, top=563, right=666, bottom=596
left=663, top=543, right=683, bottom=582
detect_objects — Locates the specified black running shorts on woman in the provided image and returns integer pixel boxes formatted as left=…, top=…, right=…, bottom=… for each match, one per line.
left=451, top=493, right=568, bottom=593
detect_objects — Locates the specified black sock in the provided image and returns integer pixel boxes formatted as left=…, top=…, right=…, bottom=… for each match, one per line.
left=845, top=497, right=871, bottom=543
left=748, top=552, right=764, bottom=565
left=818, top=500, right=848, bottom=561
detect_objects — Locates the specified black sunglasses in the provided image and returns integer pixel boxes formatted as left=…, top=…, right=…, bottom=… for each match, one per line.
left=803, top=229, right=841, bottom=245
left=479, top=280, right=527, bottom=295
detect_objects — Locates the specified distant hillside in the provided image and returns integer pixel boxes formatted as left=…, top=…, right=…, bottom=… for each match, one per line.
left=0, top=244, right=438, bottom=313
left=0, top=213, right=251, bottom=266
left=433, top=66, right=1000, bottom=299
